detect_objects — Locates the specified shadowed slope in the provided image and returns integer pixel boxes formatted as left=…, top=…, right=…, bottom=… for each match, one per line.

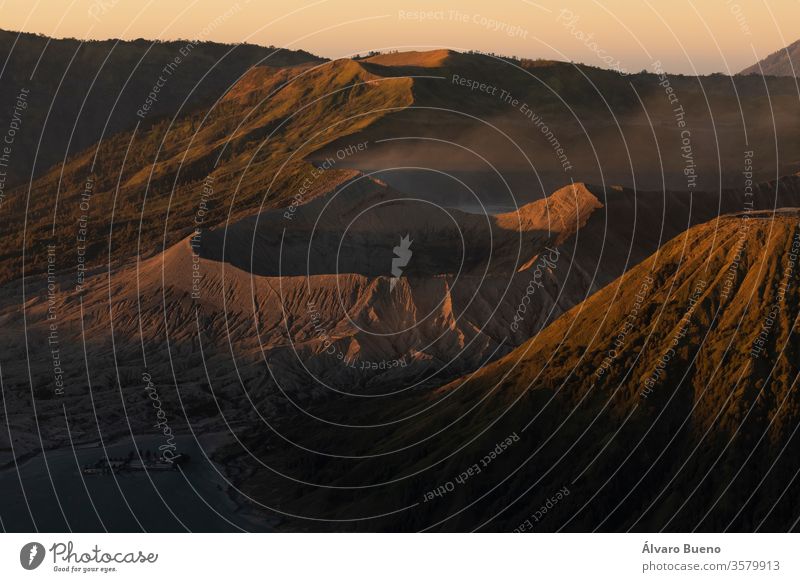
left=232, top=209, right=800, bottom=531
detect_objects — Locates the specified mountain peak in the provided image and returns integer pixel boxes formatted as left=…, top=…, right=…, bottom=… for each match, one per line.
left=362, top=49, right=458, bottom=68
left=494, top=182, right=604, bottom=243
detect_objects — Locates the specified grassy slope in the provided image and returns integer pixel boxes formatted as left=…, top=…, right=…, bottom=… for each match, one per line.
left=0, top=58, right=413, bottom=284
left=0, top=29, right=322, bottom=186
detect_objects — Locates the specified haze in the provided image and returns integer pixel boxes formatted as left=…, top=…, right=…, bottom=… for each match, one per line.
left=1, top=0, right=797, bottom=75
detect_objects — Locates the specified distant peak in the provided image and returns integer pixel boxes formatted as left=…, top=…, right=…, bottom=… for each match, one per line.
left=740, top=38, right=800, bottom=77
left=492, top=181, right=604, bottom=243
left=549, top=182, right=604, bottom=202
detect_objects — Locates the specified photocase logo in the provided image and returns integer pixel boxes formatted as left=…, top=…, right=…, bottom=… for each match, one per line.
left=20, top=542, right=46, bottom=570
left=390, top=234, right=413, bottom=290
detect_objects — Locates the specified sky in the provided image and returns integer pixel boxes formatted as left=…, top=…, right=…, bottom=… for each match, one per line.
left=0, top=0, right=797, bottom=75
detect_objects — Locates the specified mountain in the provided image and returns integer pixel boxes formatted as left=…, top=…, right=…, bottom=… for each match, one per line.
left=0, top=56, right=413, bottom=284
left=0, top=29, right=321, bottom=186
left=4, top=48, right=800, bottom=290
left=2, top=40, right=800, bottom=532
left=328, top=49, right=800, bottom=192
left=230, top=208, right=800, bottom=531
left=5, top=171, right=800, bottom=517
left=0, top=178, right=595, bottom=455
left=740, top=39, right=800, bottom=76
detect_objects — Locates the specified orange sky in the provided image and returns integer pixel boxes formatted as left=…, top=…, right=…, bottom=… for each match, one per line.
left=1, top=0, right=797, bottom=74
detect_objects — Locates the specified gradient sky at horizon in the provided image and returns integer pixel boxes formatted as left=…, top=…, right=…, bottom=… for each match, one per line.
left=1, top=0, right=797, bottom=75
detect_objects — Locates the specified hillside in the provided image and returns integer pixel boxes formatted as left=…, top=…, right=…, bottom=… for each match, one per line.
left=226, top=209, right=800, bottom=531
left=4, top=162, right=800, bottom=460
left=318, top=50, right=800, bottom=197
left=0, top=29, right=322, bottom=187
left=0, top=57, right=414, bottom=285
left=4, top=47, right=800, bottom=291
left=740, top=39, right=800, bottom=76
left=0, top=178, right=600, bottom=458
left=2, top=41, right=800, bottom=533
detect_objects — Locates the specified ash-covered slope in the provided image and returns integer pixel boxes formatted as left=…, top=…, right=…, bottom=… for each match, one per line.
left=6, top=174, right=800, bottom=461
left=232, top=209, right=800, bottom=532
left=0, top=176, right=607, bottom=468
left=8, top=176, right=596, bottom=406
